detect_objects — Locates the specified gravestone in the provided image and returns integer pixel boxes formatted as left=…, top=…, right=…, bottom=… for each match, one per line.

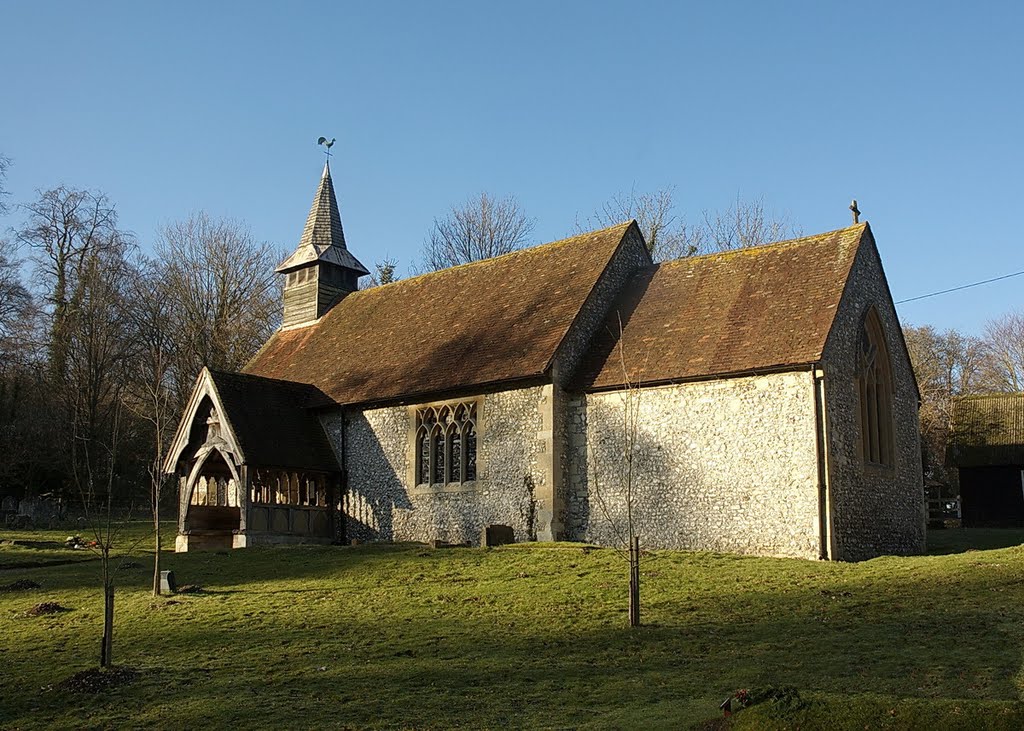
left=160, top=570, right=177, bottom=594
left=481, top=524, right=515, bottom=547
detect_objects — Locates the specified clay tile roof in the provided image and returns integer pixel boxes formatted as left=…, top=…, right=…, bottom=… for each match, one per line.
left=276, top=162, right=369, bottom=275
left=578, top=223, right=868, bottom=389
left=245, top=221, right=637, bottom=407
left=949, top=393, right=1024, bottom=467
left=209, top=370, right=339, bottom=471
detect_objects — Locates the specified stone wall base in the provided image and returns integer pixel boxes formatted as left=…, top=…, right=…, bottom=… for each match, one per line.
left=174, top=532, right=233, bottom=552
left=175, top=531, right=332, bottom=552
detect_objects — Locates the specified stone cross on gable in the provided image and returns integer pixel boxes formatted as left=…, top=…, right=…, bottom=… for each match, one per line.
left=850, top=199, right=861, bottom=224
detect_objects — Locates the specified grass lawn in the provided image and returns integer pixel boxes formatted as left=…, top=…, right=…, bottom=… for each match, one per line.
left=2, top=526, right=1024, bottom=730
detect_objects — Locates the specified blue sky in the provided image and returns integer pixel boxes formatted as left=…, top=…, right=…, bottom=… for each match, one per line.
left=2, top=1, right=1021, bottom=335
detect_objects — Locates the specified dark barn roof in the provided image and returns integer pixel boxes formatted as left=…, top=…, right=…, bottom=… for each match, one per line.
left=949, top=393, right=1024, bottom=467
left=245, top=222, right=637, bottom=407
left=208, top=370, right=339, bottom=472
left=578, top=224, right=867, bottom=389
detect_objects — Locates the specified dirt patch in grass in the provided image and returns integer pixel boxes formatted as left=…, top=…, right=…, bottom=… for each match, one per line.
left=25, top=602, right=71, bottom=616
left=55, top=667, right=138, bottom=694
left=0, top=578, right=41, bottom=592
left=149, top=599, right=181, bottom=609
left=177, top=584, right=203, bottom=594
left=7, top=540, right=66, bottom=550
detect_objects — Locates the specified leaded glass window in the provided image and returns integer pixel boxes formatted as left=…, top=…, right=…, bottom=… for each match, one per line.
left=858, top=307, right=894, bottom=466
left=449, top=428, right=462, bottom=482
left=432, top=426, right=445, bottom=484
left=414, top=401, right=478, bottom=485
left=464, top=421, right=477, bottom=481
left=417, top=428, right=430, bottom=485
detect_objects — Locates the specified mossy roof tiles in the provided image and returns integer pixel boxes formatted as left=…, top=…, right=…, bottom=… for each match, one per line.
left=245, top=222, right=636, bottom=407
left=949, top=393, right=1024, bottom=467
left=578, top=224, right=868, bottom=389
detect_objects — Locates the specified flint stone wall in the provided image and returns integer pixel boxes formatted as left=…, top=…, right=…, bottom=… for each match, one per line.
left=566, top=371, right=822, bottom=559
left=335, top=385, right=547, bottom=544
left=821, top=235, right=925, bottom=560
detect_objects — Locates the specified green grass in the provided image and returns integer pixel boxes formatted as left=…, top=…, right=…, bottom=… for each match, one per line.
left=1, top=528, right=1024, bottom=729
left=0, top=520, right=160, bottom=569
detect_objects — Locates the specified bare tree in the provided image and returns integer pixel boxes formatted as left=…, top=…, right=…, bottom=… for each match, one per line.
left=122, top=260, right=176, bottom=595
left=577, top=186, right=696, bottom=261
left=421, top=192, right=535, bottom=271
left=0, top=238, right=32, bottom=344
left=694, top=194, right=799, bottom=253
left=980, top=311, right=1024, bottom=392
left=16, top=186, right=130, bottom=380
left=72, top=398, right=147, bottom=668
left=55, top=243, right=146, bottom=667
left=0, top=153, right=11, bottom=216
left=904, top=324, right=986, bottom=481
left=15, top=187, right=137, bottom=506
left=582, top=188, right=799, bottom=261
left=63, top=244, right=138, bottom=505
left=0, top=238, right=48, bottom=499
left=589, top=316, right=650, bottom=628
left=157, top=212, right=280, bottom=405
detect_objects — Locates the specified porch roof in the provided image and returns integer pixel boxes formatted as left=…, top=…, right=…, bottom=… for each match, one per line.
left=208, top=370, right=340, bottom=472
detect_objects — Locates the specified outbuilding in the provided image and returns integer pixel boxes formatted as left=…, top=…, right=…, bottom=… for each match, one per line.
left=949, top=393, right=1024, bottom=527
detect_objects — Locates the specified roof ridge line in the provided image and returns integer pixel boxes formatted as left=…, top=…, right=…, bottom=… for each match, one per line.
left=210, top=368, right=321, bottom=389
left=344, top=220, right=636, bottom=295
left=657, top=222, right=868, bottom=266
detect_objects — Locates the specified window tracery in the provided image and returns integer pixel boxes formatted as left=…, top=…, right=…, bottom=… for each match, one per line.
left=858, top=307, right=894, bottom=466
left=415, top=401, right=478, bottom=486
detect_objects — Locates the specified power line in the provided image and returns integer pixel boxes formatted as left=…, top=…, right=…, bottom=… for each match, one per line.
left=895, top=269, right=1024, bottom=305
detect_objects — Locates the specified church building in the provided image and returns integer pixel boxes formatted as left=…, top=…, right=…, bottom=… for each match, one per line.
left=165, top=164, right=926, bottom=561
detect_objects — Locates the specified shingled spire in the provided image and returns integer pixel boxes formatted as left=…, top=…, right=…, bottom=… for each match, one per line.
left=277, top=162, right=369, bottom=328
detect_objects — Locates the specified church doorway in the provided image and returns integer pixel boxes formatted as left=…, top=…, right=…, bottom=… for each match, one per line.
left=183, top=450, right=241, bottom=550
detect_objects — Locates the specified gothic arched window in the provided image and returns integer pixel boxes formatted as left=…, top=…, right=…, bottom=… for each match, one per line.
left=415, top=401, right=478, bottom=485
left=431, top=423, right=445, bottom=485
left=858, top=307, right=894, bottom=466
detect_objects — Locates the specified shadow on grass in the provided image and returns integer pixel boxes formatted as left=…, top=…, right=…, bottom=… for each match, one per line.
left=6, top=542, right=1024, bottom=729
left=0, top=541, right=419, bottom=592
left=927, top=528, right=1024, bottom=555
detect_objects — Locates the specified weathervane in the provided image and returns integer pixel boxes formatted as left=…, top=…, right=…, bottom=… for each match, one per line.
left=317, top=136, right=336, bottom=161
left=850, top=199, right=861, bottom=224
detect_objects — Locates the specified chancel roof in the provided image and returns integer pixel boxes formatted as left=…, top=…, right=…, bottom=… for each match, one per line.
left=949, top=393, right=1024, bottom=467
left=578, top=224, right=869, bottom=389
left=276, top=162, right=369, bottom=275
left=245, top=222, right=638, bottom=407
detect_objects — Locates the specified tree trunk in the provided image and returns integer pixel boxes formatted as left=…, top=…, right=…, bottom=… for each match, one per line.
left=101, top=581, right=114, bottom=667
left=152, top=493, right=161, bottom=596
left=628, top=535, right=640, bottom=628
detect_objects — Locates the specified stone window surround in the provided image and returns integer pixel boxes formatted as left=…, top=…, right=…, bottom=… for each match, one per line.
left=857, top=305, right=896, bottom=472
left=407, top=396, right=483, bottom=495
